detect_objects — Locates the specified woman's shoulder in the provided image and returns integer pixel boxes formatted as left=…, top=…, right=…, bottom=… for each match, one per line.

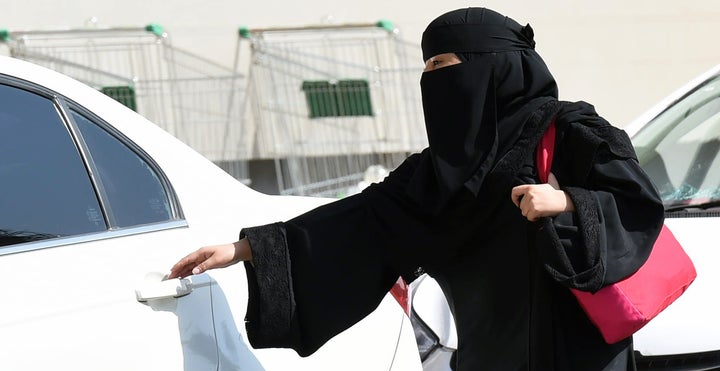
left=555, top=100, right=636, bottom=161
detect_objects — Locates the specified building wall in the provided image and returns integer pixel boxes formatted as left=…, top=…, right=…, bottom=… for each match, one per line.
left=1, top=0, right=718, bottom=127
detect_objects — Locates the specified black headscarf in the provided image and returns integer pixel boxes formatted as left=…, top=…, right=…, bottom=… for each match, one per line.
left=407, top=7, right=559, bottom=214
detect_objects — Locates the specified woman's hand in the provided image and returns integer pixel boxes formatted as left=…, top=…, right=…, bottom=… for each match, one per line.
left=168, top=238, right=252, bottom=279
left=511, top=173, right=575, bottom=221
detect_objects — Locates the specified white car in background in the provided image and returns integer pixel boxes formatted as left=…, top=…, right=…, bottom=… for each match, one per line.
left=0, top=55, right=422, bottom=371
left=410, top=64, right=720, bottom=370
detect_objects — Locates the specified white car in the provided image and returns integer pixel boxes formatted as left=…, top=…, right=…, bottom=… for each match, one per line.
left=410, top=64, right=720, bottom=370
left=626, top=63, right=720, bottom=369
left=0, top=55, right=422, bottom=371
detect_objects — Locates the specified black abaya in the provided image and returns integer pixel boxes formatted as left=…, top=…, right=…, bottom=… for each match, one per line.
left=241, top=100, right=665, bottom=370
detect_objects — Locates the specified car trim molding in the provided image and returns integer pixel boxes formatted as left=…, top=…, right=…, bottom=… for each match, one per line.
left=0, top=220, right=189, bottom=256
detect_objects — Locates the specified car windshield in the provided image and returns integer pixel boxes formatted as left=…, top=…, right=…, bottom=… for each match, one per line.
left=632, top=74, right=720, bottom=210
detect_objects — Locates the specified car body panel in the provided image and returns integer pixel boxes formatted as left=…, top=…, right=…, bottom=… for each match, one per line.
left=410, top=274, right=457, bottom=349
left=0, top=227, right=212, bottom=370
left=634, top=217, right=720, bottom=355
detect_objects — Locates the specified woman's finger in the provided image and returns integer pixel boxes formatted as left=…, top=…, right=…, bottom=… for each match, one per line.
left=192, top=256, right=219, bottom=275
left=511, top=185, right=530, bottom=207
left=169, top=250, right=208, bottom=278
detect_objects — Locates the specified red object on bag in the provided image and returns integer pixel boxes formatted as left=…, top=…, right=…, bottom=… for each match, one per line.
left=535, top=119, right=556, bottom=184
left=536, top=120, right=697, bottom=344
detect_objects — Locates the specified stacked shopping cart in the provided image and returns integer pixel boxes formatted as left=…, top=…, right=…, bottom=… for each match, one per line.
left=237, top=21, right=426, bottom=196
left=3, top=20, right=427, bottom=198
left=1, top=24, right=250, bottom=182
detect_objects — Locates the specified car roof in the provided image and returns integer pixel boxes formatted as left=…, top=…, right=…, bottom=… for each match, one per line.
left=1, top=55, right=99, bottom=96
left=625, top=63, right=720, bottom=138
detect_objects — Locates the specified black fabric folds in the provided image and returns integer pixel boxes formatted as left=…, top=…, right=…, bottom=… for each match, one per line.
left=409, top=7, right=559, bottom=214
left=241, top=224, right=301, bottom=351
left=421, top=8, right=537, bottom=61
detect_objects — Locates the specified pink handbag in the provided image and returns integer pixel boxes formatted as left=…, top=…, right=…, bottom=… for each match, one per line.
left=536, top=120, right=697, bottom=344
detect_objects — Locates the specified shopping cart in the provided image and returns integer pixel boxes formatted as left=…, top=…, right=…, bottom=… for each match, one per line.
left=1, top=24, right=250, bottom=182
left=236, top=20, right=427, bottom=197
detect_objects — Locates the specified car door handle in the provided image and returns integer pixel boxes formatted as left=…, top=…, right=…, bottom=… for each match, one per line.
left=135, top=272, right=193, bottom=302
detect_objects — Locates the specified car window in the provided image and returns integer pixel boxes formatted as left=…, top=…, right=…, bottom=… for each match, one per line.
left=633, top=75, right=720, bottom=205
left=69, top=109, right=173, bottom=227
left=0, top=83, right=106, bottom=247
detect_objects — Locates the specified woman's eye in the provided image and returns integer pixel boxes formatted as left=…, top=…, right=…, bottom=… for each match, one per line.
left=423, top=54, right=461, bottom=72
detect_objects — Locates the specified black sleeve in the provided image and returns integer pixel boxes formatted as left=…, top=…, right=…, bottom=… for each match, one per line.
left=537, top=125, right=665, bottom=293
left=242, top=151, right=483, bottom=356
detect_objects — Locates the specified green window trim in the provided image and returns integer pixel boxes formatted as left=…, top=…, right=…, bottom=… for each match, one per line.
left=301, top=79, right=373, bottom=118
left=101, top=86, right=137, bottom=112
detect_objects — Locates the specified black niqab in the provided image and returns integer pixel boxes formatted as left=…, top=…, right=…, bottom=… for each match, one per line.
left=408, top=8, right=559, bottom=214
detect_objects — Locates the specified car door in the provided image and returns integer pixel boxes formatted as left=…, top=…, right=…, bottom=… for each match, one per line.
left=0, top=77, right=219, bottom=370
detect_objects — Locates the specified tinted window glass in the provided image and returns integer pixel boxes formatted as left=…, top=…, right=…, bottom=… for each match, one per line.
left=0, top=84, right=105, bottom=247
left=633, top=76, right=720, bottom=205
left=70, top=110, right=172, bottom=227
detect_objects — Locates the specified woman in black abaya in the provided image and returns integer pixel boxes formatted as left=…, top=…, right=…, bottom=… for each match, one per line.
left=170, top=8, right=664, bottom=370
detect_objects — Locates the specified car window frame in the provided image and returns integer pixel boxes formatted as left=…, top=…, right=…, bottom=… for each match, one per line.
left=62, top=100, right=185, bottom=227
left=0, top=74, right=186, bottom=256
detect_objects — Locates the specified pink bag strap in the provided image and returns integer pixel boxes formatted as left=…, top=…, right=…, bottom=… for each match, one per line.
left=536, top=118, right=557, bottom=183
